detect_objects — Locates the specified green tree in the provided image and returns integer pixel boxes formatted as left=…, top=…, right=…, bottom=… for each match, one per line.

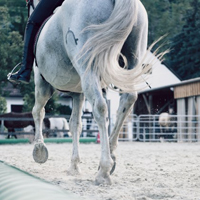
left=0, top=96, right=7, bottom=114
left=20, top=77, right=35, bottom=112
left=0, top=0, right=27, bottom=35
left=0, top=6, right=24, bottom=94
left=0, top=0, right=27, bottom=92
left=169, top=0, right=200, bottom=80
left=0, top=0, right=64, bottom=114
left=56, top=104, right=72, bottom=115
left=142, top=0, right=191, bottom=45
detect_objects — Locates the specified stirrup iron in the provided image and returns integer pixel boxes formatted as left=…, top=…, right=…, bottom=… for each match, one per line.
left=7, top=63, right=22, bottom=80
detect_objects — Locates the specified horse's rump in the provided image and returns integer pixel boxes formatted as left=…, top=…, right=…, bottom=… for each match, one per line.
left=78, top=0, right=150, bottom=92
left=35, top=0, right=153, bottom=93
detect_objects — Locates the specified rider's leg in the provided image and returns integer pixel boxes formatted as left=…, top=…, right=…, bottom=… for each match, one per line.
left=8, top=0, right=65, bottom=84
left=8, top=20, right=40, bottom=84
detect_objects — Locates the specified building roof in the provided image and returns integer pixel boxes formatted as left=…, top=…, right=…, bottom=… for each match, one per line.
left=139, top=52, right=181, bottom=93
left=140, top=76, right=200, bottom=95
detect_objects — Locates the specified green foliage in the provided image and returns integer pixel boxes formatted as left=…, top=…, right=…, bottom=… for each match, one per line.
left=0, top=0, right=27, bottom=35
left=169, top=0, right=200, bottom=80
left=141, top=0, right=191, bottom=45
left=20, top=76, right=35, bottom=112
left=141, top=0, right=200, bottom=80
left=0, top=0, right=68, bottom=114
left=0, top=6, right=24, bottom=94
left=0, top=96, right=7, bottom=114
left=56, top=104, right=72, bottom=115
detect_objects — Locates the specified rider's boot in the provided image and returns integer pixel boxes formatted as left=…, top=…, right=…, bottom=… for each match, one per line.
left=8, top=21, right=39, bottom=84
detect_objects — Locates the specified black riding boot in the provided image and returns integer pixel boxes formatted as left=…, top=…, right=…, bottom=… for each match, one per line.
left=8, top=21, right=39, bottom=84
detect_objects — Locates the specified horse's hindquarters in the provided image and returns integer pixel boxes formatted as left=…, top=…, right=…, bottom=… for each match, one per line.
left=35, top=11, right=82, bottom=92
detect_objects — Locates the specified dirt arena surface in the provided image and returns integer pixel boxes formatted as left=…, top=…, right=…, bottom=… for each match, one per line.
left=0, top=142, right=200, bottom=200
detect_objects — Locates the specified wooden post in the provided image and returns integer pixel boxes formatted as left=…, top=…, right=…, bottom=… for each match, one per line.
left=197, top=96, right=200, bottom=142
left=187, top=97, right=195, bottom=142
left=177, top=98, right=186, bottom=142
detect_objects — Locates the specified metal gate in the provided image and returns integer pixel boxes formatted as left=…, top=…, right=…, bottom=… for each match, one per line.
left=0, top=114, right=200, bottom=142
left=111, top=114, right=200, bottom=142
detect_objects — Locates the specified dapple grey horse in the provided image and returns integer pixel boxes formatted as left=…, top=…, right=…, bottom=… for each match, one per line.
left=31, top=0, right=150, bottom=185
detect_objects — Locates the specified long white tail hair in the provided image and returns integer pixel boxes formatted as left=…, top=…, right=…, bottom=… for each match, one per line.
left=78, top=0, right=157, bottom=93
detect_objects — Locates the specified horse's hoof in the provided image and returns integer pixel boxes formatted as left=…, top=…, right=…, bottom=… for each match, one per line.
left=98, top=161, right=116, bottom=175
left=66, top=164, right=81, bottom=176
left=33, top=143, right=48, bottom=164
left=110, top=161, right=116, bottom=175
left=66, top=168, right=81, bottom=176
left=95, top=175, right=112, bottom=185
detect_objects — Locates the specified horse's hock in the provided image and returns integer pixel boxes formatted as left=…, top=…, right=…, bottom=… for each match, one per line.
left=0, top=161, right=92, bottom=200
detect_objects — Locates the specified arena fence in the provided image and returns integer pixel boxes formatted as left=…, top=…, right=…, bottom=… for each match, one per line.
left=0, top=114, right=200, bottom=142
left=113, top=114, right=200, bottom=142
left=0, top=160, right=90, bottom=200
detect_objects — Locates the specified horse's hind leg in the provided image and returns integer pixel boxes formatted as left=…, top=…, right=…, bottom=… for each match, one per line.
left=109, top=92, right=138, bottom=173
left=67, top=93, right=84, bottom=175
left=109, top=7, right=148, bottom=173
left=32, top=68, right=54, bottom=164
left=81, top=73, right=113, bottom=185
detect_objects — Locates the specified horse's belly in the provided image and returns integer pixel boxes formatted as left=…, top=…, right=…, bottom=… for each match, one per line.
left=40, top=63, right=82, bottom=92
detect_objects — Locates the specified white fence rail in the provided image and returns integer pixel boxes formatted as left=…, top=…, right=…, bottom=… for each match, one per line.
left=0, top=114, right=200, bottom=142
left=112, top=114, right=200, bottom=142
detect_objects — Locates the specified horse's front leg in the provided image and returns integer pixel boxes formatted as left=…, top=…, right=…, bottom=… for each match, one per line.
left=32, top=68, right=54, bottom=164
left=81, top=74, right=113, bottom=185
left=67, top=93, right=84, bottom=175
left=109, top=92, right=137, bottom=173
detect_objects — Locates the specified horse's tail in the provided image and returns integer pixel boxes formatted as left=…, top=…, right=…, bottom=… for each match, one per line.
left=79, top=0, right=154, bottom=92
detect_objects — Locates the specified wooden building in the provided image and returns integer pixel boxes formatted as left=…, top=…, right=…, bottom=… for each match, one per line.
left=134, top=52, right=181, bottom=115
left=174, top=78, right=200, bottom=141
left=2, top=83, right=72, bottom=113
left=134, top=77, right=200, bottom=116
left=134, top=75, right=200, bottom=142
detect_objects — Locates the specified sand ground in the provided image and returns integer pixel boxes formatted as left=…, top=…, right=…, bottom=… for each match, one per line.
left=0, top=142, right=200, bottom=200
